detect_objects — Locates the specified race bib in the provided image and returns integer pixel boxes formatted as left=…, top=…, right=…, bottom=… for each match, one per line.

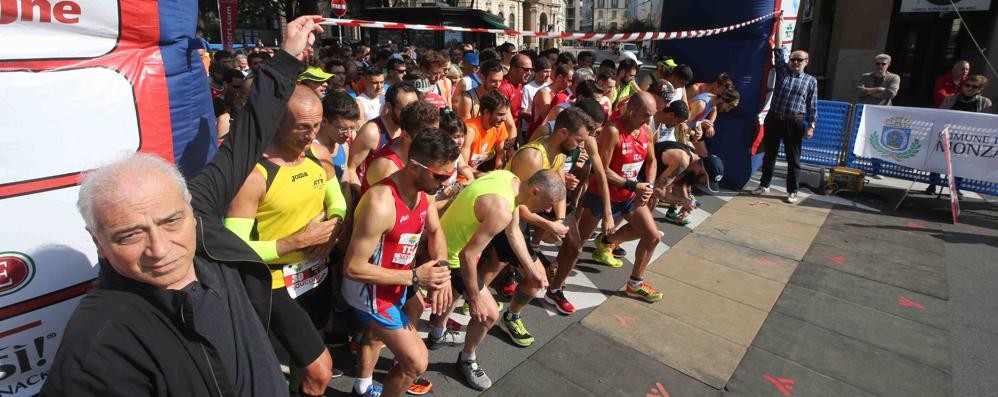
left=392, top=233, right=423, bottom=266
left=621, top=161, right=643, bottom=180
left=282, top=260, right=328, bottom=299
left=469, top=152, right=490, bottom=168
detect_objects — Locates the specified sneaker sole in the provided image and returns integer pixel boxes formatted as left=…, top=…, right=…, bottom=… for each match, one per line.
left=499, top=321, right=535, bottom=347
left=543, top=295, right=576, bottom=315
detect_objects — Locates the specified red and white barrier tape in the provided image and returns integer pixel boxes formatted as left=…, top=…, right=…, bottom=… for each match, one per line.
left=317, top=12, right=777, bottom=42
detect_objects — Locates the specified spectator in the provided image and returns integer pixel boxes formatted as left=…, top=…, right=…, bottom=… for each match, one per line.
left=753, top=14, right=817, bottom=204
left=855, top=54, right=900, bottom=105
left=927, top=74, right=993, bottom=195
left=235, top=53, right=250, bottom=76
left=41, top=16, right=322, bottom=397
left=933, top=60, right=970, bottom=107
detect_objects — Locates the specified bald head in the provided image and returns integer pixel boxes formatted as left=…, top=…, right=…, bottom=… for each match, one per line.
left=622, top=92, right=656, bottom=130
left=277, top=85, right=324, bottom=152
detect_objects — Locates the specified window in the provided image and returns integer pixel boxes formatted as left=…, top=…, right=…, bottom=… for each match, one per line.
left=598, top=10, right=603, bottom=19
left=510, top=14, right=516, bottom=29
left=611, top=0, right=618, bottom=7
left=610, top=22, right=617, bottom=31
left=597, top=0, right=604, bottom=8
left=611, top=10, right=616, bottom=20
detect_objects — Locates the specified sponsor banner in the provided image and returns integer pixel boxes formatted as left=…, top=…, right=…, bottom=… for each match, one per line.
left=900, top=0, right=991, bottom=12
left=0, top=0, right=120, bottom=60
left=0, top=297, right=82, bottom=396
left=218, top=0, right=238, bottom=50
left=854, top=105, right=998, bottom=183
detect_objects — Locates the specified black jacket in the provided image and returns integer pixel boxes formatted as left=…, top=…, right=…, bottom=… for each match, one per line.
left=40, top=51, right=304, bottom=397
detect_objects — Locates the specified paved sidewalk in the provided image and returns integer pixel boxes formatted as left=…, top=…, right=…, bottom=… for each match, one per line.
left=323, top=170, right=998, bottom=396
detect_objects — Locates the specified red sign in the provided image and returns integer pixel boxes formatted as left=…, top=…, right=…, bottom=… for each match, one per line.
left=218, top=0, right=238, bottom=50
left=331, top=0, right=347, bottom=17
left=0, top=253, right=35, bottom=297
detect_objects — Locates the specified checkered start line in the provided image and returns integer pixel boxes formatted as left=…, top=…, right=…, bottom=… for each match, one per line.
left=316, top=12, right=777, bottom=42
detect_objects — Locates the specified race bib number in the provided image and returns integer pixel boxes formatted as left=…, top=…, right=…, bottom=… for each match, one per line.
left=282, top=260, right=328, bottom=299
left=469, top=152, right=490, bottom=168
left=392, top=233, right=423, bottom=266
left=621, top=161, right=643, bottom=180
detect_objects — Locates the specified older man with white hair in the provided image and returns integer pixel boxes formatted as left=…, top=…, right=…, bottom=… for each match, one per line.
left=856, top=54, right=900, bottom=106
left=42, top=16, right=327, bottom=397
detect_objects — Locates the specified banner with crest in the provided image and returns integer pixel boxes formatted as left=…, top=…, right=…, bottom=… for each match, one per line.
left=854, top=105, right=998, bottom=184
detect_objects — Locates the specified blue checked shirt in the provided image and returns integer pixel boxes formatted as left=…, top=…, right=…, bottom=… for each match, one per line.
left=772, top=48, right=818, bottom=125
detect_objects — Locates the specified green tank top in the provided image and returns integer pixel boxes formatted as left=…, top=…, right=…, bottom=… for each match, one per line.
left=440, top=170, right=518, bottom=269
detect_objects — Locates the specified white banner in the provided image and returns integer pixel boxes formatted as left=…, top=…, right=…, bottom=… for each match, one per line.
left=900, top=0, right=991, bottom=12
left=854, top=105, right=998, bottom=183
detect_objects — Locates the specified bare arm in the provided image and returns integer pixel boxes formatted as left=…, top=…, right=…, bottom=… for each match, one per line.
left=347, top=121, right=381, bottom=188
left=598, top=125, right=627, bottom=187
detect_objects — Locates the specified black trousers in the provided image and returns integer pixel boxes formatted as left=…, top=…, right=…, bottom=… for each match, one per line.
left=760, top=115, right=807, bottom=193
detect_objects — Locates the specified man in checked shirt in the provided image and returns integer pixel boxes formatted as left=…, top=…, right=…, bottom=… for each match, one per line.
left=753, top=12, right=817, bottom=204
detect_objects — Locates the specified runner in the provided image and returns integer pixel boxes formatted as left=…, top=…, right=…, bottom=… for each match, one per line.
left=454, top=60, right=504, bottom=120
left=419, top=49, right=453, bottom=109
left=362, top=100, right=441, bottom=192
left=355, top=68, right=386, bottom=122
left=316, top=92, right=362, bottom=180
left=650, top=137, right=725, bottom=224
left=462, top=90, right=513, bottom=173
left=342, top=129, right=459, bottom=397
left=560, top=92, right=665, bottom=303
left=347, top=82, right=420, bottom=190
left=224, top=86, right=346, bottom=393
left=428, top=170, right=565, bottom=390
left=504, top=108, right=595, bottom=315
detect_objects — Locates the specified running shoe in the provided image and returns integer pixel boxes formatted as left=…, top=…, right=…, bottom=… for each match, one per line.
left=544, top=289, right=576, bottom=315
left=406, top=377, right=432, bottom=395
left=625, top=281, right=664, bottom=303
left=689, top=193, right=701, bottom=207
left=457, top=355, right=492, bottom=391
left=665, top=208, right=691, bottom=226
left=356, top=384, right=382, bottom=397
left=751, top=186, right=770, bottom=195
left=612, top=245, right=627, bottom=257
left=499, top=312, right=535, bottom=347
left=593, top=234, right=624, bottom=268
left=426, top=329, right=466, bottom=350
left=500, top=278, right=518, bottom=297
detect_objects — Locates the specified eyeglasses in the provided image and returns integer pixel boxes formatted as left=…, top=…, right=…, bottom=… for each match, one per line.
left=963, top=84, right=981, bottom=89
left=410, top=159, right=455, bottom=181
left=789, top=58, right=807, bottom=63
left=332, top=125, right=358, bottom=135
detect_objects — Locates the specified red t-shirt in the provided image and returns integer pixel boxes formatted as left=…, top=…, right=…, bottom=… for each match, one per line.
left=933, top=74, right=964, bottom=108
left=589, top=120, right=649, bottom=203
left=499, top=78, right=523, bottom=122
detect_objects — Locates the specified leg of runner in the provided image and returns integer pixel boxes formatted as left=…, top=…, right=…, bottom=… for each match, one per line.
left=546, top=212, right=583, bottom=314
left=371, top=324, right=428, bottom=397
left=354, top=326, right=383, bottom=395
left=606, top=205, right=663, bottom=302
left=500, top=257, right=542, bottom=346
left=458, top=286, right=499, bottom=390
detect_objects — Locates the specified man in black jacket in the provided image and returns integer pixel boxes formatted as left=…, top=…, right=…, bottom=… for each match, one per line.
left=40, top=16, right=326, bottom=397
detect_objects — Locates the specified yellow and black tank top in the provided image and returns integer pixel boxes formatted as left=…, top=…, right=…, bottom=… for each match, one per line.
left=504, top=139, right=565, bottom=172
left=253, top=148, right=327, bottom=288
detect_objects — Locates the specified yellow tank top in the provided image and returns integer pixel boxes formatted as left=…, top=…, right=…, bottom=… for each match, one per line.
left=504, top=139, right=565, bottom=172
left=254, top=149, right=327, bottom=288
left=440, top=170, right=517, bottom=269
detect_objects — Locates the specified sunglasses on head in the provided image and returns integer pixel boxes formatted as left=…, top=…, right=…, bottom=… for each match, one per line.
left=411, top=159, right=454, bottom=181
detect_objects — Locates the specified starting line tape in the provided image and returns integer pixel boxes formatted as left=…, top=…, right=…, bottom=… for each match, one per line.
left=317, top=12, right=777, bottom=42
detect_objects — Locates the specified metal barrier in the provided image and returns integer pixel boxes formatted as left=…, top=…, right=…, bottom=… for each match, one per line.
left=775, top=101, right=998, bottom=196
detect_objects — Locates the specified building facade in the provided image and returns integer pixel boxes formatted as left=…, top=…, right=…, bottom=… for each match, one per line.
left=593, top=0, right=627, bottom=32
left=794, top=0, right=997, bottom=107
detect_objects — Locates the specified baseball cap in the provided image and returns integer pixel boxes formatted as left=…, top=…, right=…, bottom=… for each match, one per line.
left=648, top=79, right=675, bottom=100
left=701, top=154, right=724, bottom=193
left=298, top=66, right=334, bottom=82
left=410, top=77, right=434, bottom=93
left=463, top=52, right=480, bottom=67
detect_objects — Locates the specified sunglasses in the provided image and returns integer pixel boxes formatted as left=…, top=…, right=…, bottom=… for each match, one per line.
left=875, top=62, right=888, bottom=66
left=394, top=69, right=407, bottom=74
left=963, top=84, right=981, bottom=89
left=789, top=58, right=807, bottom=63
left=514, top=65, right=533, bottom=72
left=411, top=159, right=454, bottom=181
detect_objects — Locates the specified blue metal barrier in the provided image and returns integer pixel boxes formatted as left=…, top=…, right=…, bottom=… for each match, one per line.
left=846, top=104, right=998, bottom=196
left=778, top=100, right=853, bottom=167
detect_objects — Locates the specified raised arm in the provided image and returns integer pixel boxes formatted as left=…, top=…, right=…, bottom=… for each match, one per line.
left=188, top=17, right=320, bottom=219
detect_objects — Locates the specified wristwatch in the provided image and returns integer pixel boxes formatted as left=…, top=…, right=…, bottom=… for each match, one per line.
left=411, top=268, right=419, bottom=287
